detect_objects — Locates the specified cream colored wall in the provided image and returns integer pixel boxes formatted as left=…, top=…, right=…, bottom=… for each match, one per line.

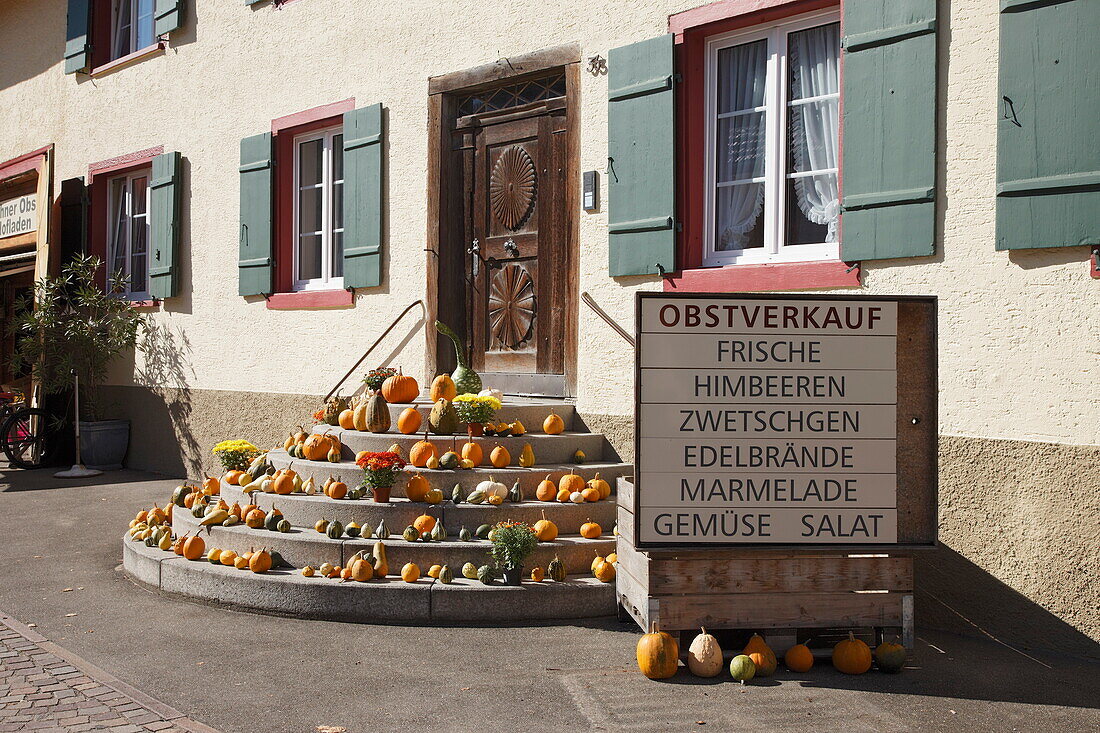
left=0, top=0, right=1096, bottom=447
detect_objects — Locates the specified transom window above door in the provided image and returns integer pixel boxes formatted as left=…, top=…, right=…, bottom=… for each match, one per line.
left=293, top=127, right=344, bottom=291
left=107, top=170, right=150, bottom=299
left=704, top=11, right=840, bottom=266
left=112, top=0, right=156, bottom=60
left=457, top=73, right=566, bottom=117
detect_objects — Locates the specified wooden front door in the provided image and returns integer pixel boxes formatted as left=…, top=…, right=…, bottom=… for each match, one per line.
left=453, top=96, right=571, bottom=396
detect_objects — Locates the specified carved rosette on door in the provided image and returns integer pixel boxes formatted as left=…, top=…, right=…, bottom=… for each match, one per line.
left=489, top=145, right=537, bottom=231
left=485, top=144, right=538, bottom=352
left=488, top=263, right=536, bottom=350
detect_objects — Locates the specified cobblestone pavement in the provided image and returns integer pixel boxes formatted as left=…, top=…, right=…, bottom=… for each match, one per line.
left=0, top=612, right=216, bottom=733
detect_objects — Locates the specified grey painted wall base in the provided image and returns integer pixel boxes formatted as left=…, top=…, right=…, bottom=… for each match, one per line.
left=122, top=537, right=616, bottom=624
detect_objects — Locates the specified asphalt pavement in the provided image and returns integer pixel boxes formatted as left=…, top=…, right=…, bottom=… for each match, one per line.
left=0, top=467, right=1097, bottom=733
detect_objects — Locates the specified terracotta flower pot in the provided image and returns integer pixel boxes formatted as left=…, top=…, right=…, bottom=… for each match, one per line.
left=466, top=422, right=484, bottom=437
left=371, top=486, right=391, bottom=503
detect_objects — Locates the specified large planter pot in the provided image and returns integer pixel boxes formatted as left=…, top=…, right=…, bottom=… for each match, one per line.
left=370, top=486, right=392, bottom=503
left=501, top=566, right=524, bottom=586
left=78, top=419, right=130, bottom=470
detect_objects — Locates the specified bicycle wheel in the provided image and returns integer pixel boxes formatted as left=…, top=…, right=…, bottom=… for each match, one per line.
left=1, top=407, right=60, bottom=469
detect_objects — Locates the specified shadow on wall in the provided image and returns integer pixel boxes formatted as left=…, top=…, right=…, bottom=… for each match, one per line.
left=0, top=1, right=62, bottom=91
left=131, top=321, right=199, bottom=476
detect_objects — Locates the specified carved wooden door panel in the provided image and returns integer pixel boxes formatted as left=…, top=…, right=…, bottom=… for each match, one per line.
left=456, top=99, right=568, bottom=392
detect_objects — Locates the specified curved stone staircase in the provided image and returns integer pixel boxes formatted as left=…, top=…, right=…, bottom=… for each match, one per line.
left=123, top=397, right=632, bottom=624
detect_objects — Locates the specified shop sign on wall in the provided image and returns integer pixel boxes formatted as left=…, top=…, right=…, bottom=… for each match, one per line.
left=635, top=293, right=900, bottom=546
left=0, top=194, right=37, bottom=239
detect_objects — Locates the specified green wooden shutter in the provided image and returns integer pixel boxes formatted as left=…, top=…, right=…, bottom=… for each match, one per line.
left=840, top=1, right=938, bottom=261
left=154, top=0, right=185, bottom=36
left=996, top=0, right=1099, bottom=251
left=342, top=103, right=384, bottom=289
left=149, top=152, right=181, bottom=299
left=239, top=133, right=275, bottom=297
left=64, top=0, right=91, bottom=74
left=607, top=34, right=676, bottom=277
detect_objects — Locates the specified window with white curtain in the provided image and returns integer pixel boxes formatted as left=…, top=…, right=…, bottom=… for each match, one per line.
left=293, top=127, right=345, bottom=291
left=107, top=170, right=150, bottom=298
left=112, top=0, right=156, bottom=60
left=704, top=11, right=840, bottom=266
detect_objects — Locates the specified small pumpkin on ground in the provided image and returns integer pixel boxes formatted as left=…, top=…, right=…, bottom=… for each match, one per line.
left=430, top=374, right=457, bottom=402
left=832, top=632, right=873, bottom=675
left=338, top=409, right=355, bottom=430
left=784, top=642, right=815, bottom=673
left=530, top=566, right=545, bottom=582
left=409, top=431, right=436, bottom=468
left=413, top=513, right=437, bottom=535
left=543, top=411, right=565, bottom=435
left=535, top=475, right=557, bottom=501
left=401, top=563, right=421, bottom=583
left=593, top=559, right=615, bottom=583
left=460, top=440, right=483, bottom=466
left=874, top=637, right=907, bottom=674
left=558, top=471, right=585, bottom=496
left=579, top=519, right=602, bottom=539
left=181, top=536, right=205, bottom=561
left=636, top=623, right=679, bottom=680
left=489, top=444, right=510, bottom=468
left=687, top=627, right=723, bottom=678
left=406, top=473, right=430, bottom=502
left=729, top=654, right=756, bottom=684
left=743, top=634, right=777, bottom=677
left=249, top=548, right=273, bottom=573
left=533, top=511, right=558, bottom=541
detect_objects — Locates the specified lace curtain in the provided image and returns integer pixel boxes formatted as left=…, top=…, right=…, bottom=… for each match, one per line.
left=715, top=40, right=768, bottom=250
left=789, top=24, right=841, bottom=242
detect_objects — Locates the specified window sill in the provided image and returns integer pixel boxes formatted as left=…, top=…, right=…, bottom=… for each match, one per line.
left=127, top=299, right=160, bottom=310
left=89, top=42, right=166, bottom=78
left=663, top=259, right=860, bottom=293
left=266, top=289, right=353, bottom=310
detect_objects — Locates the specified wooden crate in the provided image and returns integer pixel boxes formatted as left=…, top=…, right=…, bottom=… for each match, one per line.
left=616, top=477, right=914, bottom=648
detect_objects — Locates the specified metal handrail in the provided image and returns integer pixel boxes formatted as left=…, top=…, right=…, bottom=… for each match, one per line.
left=581, top=291, right=635, bottom=348
left=324, top=299, right=425, bottom=401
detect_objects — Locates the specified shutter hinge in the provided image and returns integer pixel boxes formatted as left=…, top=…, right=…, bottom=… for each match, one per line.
left=676, top=221, right=683, bottom=233
left=673, top=73, right=683, bottom=84
left=1091, top=246, right=1100, bottom=280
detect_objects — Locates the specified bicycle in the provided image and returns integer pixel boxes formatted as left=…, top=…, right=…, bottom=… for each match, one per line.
left=0, top=390, right=61, bottom=469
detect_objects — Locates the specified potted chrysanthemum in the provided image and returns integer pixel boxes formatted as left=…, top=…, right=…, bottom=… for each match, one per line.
left=211, top=439, right=260, bottom=472
left=452, top=393, right=501, bottom=436
left=488, top=520, right=538, bottom=585
left=356, top=450, right=406, bottom=503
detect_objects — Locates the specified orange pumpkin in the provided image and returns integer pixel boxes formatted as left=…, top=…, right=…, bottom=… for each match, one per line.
left=555, top=488, right=571, bottom=503
left=244, top=508, right=266, bottom=528
left=533, top=511, right=558, bottom=541
left=579, top=519, right=602, bottom=539
left=784, top=643, right=814, bottom=673
left=202, top=475, right=220, bottom=496
left=460, top=441, right=483, bottom=466
left=397, top=408, right=422, bottom=435
left=349, top=555, right=374, bottom=582
left=413, top=513, right=436, bottom=535
left=530, top=566, right=545, bottom=582
left=581, top=487, right=601, bottom=503
left=409, top=432, right=436, bottom=468
left=301, top=433, right=330, bottom=461
left=248, top=548, right=272, bottom=573
left=636, top=623, right=679, bottom=679
left=273, top=471, right=295, bottom=495
left=401, top=563, right=421, bottom=582
left=588, top=473, right=611, bottom=500
left=181, top=535, right=205, bottom=561
left=338, top=409, right=355, bottom=430
left=535, top=474, right=557, bottom=502
left=743, top=634, right=777, bottom=677
left=381, top=369, right=420, bottom=404
left=832, top=632, right=872, bottom=675
left=405, top=473, right=430, bottom=502
left=326, top=480, right=348, bottom=500
left=558, top=471, right=585, bottom=495
left=183, top=491, right=198, bottom=509
left=489, top=444, right=510, bottom=468
left=172, top=535, right=187, bottom=555
left=224, top=470, right=245, bottom=486
left=430, top=374, right=457, bottom=402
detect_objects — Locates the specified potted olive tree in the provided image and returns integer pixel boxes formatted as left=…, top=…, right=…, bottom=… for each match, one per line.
left=10, top=255, right=147, bottom=469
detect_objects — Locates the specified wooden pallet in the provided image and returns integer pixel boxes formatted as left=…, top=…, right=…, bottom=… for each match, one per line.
left=615, top=478, right=914, bottom=650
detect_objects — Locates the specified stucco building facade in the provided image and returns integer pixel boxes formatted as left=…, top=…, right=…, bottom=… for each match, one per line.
left=0, top=0, right=1097, bottom=654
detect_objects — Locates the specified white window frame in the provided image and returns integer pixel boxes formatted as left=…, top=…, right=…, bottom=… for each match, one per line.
left=106, top=169, right=151, bottom=300
left=292, top=127, right=345, bottom=292
left=703, top=8, right=841, bottom=267
left=111, top=0, right=156, bottom=60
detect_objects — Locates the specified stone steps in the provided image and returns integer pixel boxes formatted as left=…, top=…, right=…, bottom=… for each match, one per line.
left=308, top=428, right=609, bottom=463
left=220, top=484, right=617, bottom=534
left=124, top=538, right=615, bottom=624
left=171, top=509, right=615, bottom=573
left=313, top=397, right=577, bottom=432
left=263, top=450, right=631, bottom=493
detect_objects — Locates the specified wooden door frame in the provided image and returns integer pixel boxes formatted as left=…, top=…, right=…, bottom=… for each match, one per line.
left=425, top=44, right=580, bottom=397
